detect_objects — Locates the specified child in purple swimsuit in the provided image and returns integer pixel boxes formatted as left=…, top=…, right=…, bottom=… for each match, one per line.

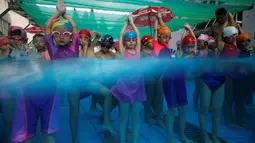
left=11, top=1, right=79, bottom=143
left=110, top=15, right=146, bottom=143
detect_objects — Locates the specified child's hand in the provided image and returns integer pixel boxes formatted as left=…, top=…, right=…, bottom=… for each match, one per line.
left=128, top=14, right=134, bottom=24
left=184, top=23, right=191, bottom=30
left=80, top=38, right=89, bottom=47
left=91, top=30, right=101, bottom=37
left=57, top=0, right=66, bottom=14
left=228, top=12, right=234, bottom=19
left=156, top=11, right=162, bottom=18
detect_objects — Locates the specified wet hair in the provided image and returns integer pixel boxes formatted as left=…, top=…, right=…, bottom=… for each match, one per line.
left=33, top=34, right=44, bottom=39
left=215, top=8, right=227, bottom=16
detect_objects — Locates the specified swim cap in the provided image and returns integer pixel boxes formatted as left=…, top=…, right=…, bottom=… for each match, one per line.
left=223, top=26, right=238, bottom=37
left=79, top=28, right=91, bottom=38
left=236, top=33, right=250, bottom=41
left=8, top=26, right=27, bottom=40
left=157, top=25, right=171, bottom=35
left=183, top=34, right=195, bottom=45
left=101, top=34, right=114, bottom=49
left=141, top=35, right=153, bottom=46
left=113, top=41, right=119, bottom=48
left=52, top=19, right=72, bottom=31
left=176, top=40, right=181, bottom=46
left=198, top=34, right=209, bottom=41
left=123, top=28, right=137, bottom=39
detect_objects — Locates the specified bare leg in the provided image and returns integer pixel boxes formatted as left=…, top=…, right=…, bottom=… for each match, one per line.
left=2, top=91, right=15, bottom=143
left=143, top=76, right=156, bottom=125
left=178, top=106, right=193, bottom=143
left=223, top=76, right=236, bottom=128
left=193, top=77, right=201, bottom=111
left=131, top=103, right=142, bottom=143
left=42, top=133, right=56, bottom=143
left=60, top=88, right=67, bottom=106
left=153, top=78, right=165, bottom=128
left=198, top=81, right=213, bottom=143
left=23, top=137, right=35, bottom=143
left=211, top=84, right=225, bottom=143
left=165, top=107, right=178, bottom=143
left=119, top=102, right=130, bottom=143
left=90, top=96, right=101, bottom=112
left=67, top=88, right=80, bottom=143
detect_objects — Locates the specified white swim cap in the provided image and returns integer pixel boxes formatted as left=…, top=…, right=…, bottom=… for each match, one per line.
left=223, top=26, right=238, bottom=37
left=198, top=34, right=209, bottom=41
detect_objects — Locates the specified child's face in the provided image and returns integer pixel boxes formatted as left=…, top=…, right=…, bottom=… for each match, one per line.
left=124, top=38, right=137, bottom=49
left=158, top=33, right=171, bottom=45
left=10, top=29, right=27, bottom=44
left=237, top=39, right=250, bottom=50
left=80, top=34, right=90, bottom=42
left=183, top=44, right=196, bottom=53
left=33, top=36, right=45, bottom=51
left=224, top=34, right=237, bottom=44
left=197, top=40, right=207, bottom=49
left=52, top=26, right=72, bottom=46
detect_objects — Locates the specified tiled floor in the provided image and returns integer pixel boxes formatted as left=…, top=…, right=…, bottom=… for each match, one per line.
left=0, top=80, right=254, bottom=143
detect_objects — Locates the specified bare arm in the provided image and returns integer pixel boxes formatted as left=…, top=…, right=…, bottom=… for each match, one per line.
left=44, top=11, right=62, bottom=34
left=129, top=15, right=141, bottom=52
left=119, top=21, right=129, bottom=56
left=180, top=29, right=187, bottom=50
left=157, top=12, right=164, bottom=26
left=185, top=24, right=197, bottom=49
left=153, top=19, right=158, bottom=40
left=62, top=13, right=78, bottom=33
left=228, top=13, right=237, bottom=27
left=90, top=31, right=101, bottom=49
left=86, top=46, right=95, bottom=58
left=237, top=24, right=244, bottom=34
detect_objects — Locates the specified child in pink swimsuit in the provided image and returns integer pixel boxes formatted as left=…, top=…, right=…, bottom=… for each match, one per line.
left=110, top=15, right=146, bottom=143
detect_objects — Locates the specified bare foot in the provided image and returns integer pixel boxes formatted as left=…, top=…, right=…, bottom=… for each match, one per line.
left=180, top=136, right=193, bottom=143
left=103, top=124, right=117, bottom=134
left=90, top=107, right=102, bottom=113
left=145, top=118, right=156, bottom=125
left=127, top=128, right=132, bottom=133
left=166, top=137, right=178, bottom=143
left=236, top=121, right=249, bottom=129
left=72, top=138, right=79, bottom=143
left=156, top=119, right=165, bottom=128
left=202, top=134, right=213, bottom=143
left=211, top=136, right=222, bottom=143
left=225, top=121, right=239, bottom=129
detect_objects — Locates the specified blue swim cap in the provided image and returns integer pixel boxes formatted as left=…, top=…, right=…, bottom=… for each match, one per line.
left=123, top=30, right=137, bottom=39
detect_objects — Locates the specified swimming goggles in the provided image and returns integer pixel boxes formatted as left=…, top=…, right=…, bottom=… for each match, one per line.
left=52, top=31, right=72, bottom=37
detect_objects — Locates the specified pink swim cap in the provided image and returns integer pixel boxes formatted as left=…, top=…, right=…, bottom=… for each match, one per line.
left=113, top=41, right=119, bottom=48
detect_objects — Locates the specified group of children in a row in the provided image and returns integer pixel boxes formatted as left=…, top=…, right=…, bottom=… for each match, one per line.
left=0, top=1, right=254, bottom=143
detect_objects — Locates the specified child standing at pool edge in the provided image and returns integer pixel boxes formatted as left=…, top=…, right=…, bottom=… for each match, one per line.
left=111, top=15, right=146, bottom=143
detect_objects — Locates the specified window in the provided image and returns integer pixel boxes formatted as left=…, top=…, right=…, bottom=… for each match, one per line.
left=0, top=18, right=10, bottom=35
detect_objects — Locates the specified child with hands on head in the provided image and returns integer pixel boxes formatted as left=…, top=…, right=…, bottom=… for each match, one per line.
left=110, top=14, right=146, bottom=143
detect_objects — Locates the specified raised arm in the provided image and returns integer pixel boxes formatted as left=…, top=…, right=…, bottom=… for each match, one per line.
left=79, top=38, right=89, bottom=57
left=62, top=13, right=78, bottom=33
left=128, top=15, right=141, bottom=52
left=45, top=0, right=65, bottom=34
left=156, top=12, right=164, bottom=26
left=228, top=12, right=237, bottom=27
left=44, top=12, right=62, bottom=34
left=119, top=20, right=129, bottom=56
left=90, top=31, right=101, bottom=49
left=180, top=28, right=187, bottom=50
left=185, top=24, right=197, bottom=49
left=153, top=19, right=158, bottom=40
